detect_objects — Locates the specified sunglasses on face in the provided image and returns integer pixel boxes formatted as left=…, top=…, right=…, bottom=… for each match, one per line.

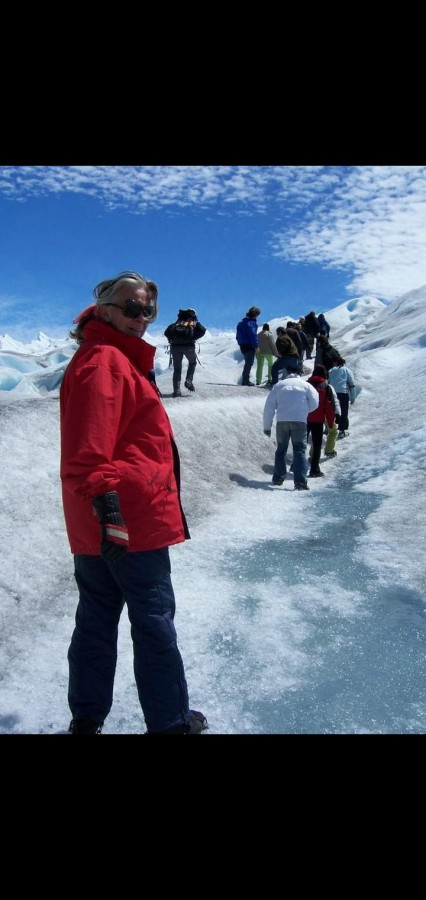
left=104, top=298, right=156, bottom=319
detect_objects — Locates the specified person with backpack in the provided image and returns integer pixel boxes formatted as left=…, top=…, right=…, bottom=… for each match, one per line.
left=270, top=327, right=302, bottom=384
left=164, top=308, right=206, bottom=397
left=306, top=365, right=336, bottom=477
left=314, top=335, right=341, bottom=372
left=285, top=321, right=304, bottom=359
left=236, top=306, right=261, bottom=386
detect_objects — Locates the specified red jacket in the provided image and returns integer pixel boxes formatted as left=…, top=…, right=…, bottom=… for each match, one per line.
left=307, top=375, right=335, bottom=427
left=60, top=319, right=189, bottom=555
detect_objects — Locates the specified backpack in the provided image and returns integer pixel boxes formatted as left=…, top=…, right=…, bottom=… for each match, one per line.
left=165, top=322, right=195, bottom=345
left=178, top=308, right=197, bottom=320
left=322, top=345, right=340, bottom=370
left=325, top=383, right=337, bottom=412
left=276, top=333, right=298, bottom=357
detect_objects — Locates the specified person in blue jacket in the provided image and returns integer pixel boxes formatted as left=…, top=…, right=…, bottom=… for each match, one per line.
left=236, top=306, right=261, bottom=386
left=317, top=313, right=330, bottom=337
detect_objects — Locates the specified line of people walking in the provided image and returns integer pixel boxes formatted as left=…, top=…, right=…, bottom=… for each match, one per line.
left=236, top=307, right=342, bottom=387
left=263, top=356, right=356, bottom=489
left=231, top=307, right=356, bottom=489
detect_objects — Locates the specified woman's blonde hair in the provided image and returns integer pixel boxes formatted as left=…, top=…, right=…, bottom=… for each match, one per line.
left=71, top=271, right=159, bottom=342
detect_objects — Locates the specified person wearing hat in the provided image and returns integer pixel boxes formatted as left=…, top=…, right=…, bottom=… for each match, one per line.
left=164, top=308, right=206, bottom=397
left=236, top=306, right=261, bottom=386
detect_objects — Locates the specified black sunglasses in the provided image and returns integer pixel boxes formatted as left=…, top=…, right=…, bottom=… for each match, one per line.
left=104, top=298, right=155, bottom=320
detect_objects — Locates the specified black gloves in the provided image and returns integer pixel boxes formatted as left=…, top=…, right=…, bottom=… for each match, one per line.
left=92, top=492, right=129, bottom=562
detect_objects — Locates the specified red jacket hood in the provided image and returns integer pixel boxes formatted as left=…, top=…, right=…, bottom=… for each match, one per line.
left=308, top=375, right=327, bottom=386
left=81, top=318, right=156, bottom=373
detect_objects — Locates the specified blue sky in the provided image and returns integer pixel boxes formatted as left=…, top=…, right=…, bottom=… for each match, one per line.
left=1, top=165, right=426, bottom=341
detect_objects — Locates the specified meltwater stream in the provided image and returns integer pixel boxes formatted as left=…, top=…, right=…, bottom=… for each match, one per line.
left=213, top=477, right=426, bottom=734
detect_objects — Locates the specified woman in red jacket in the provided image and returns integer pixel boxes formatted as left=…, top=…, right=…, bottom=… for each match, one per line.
left=60, top=271, right=207, bottom=735
left=307, top=365, right=336, bottom=478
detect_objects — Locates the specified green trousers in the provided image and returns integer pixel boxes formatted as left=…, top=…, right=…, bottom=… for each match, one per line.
left=256, top=353, right=274, bottom=385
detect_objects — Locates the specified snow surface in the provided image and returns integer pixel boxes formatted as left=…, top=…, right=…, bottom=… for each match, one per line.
left=1, top=289, right=425, bottom=734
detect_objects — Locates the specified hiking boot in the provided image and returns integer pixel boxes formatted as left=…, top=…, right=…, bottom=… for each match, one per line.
left=68, top=717, right=104, bottom=734
left=337, top=431, right=347, bottom=439
left=294, top=482, right=309, bottom=490
left=242, top=381, right=255, bottom=387
left=145, top=710, right=208, bottom=735
left=272, top=477, right=284, bottom=486
left=186, top=710, right=209, bottom=734
left=325, top=450, right=337, bottom=458
left=184, top=381, right=195, bottom=392
left=173, top=388, right=182, bottom=397
left=309, top=471, right=325, bottom=478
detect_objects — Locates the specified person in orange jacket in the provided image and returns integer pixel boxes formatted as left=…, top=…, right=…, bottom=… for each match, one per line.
left=60, top=271, right=207, bottom=735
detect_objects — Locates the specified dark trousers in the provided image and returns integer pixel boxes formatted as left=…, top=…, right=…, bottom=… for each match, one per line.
left=68, top=548, right=190, bottom=733
left=336, top=393, right=349, bottom=432
left=307, top=421, right=324, bottom=473
left=241, top=347, right=256, bottom=384
left=171, top=346, right=197, bottom=390
left=271, top=356, right=303, bottom=384
left=305, top=334, right=315, bottom=358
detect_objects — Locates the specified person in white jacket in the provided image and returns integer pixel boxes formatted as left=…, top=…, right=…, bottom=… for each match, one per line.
left=263, top=367, right=319, bottom=490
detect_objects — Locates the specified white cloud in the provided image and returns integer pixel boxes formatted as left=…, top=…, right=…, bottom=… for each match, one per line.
left=270, top=166, right=426, bottom=299
left=2, top=165, right=426, bottom=301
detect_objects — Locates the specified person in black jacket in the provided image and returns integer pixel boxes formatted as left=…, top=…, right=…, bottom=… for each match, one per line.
left=314, top=335, right=341, bottom=372
left=303, top=311, right=320, bottom=359
left=164, top=308, right=206, bottom=397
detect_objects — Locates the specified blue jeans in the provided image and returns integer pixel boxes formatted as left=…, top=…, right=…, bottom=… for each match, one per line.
left=274, top=421, right=308, bottom=485
left=68, top=548, right=190, bottom=732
